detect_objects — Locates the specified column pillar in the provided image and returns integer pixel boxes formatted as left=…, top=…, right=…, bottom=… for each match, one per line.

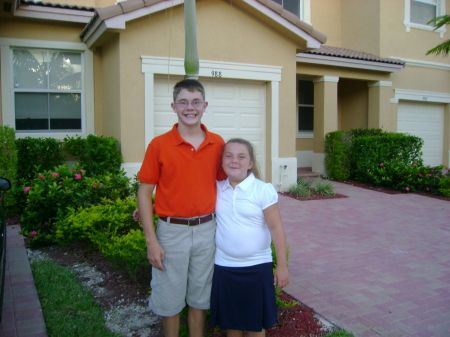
left=312, top=76, right=339, bottom=175
left=368, top=81, right=393, bottom=131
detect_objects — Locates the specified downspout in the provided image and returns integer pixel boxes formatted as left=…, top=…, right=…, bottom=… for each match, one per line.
left=184, top=0, right=199, bottom=79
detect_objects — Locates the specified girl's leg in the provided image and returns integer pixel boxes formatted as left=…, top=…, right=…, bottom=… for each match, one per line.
left=246, top=329, right=265, bottom=337
left=226, top=329, right=245, bottom=337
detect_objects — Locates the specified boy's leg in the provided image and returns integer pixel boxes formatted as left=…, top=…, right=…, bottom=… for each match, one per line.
left=188, top=306, right=205, bottom=337
left=162, top=314, right=180, bottom=337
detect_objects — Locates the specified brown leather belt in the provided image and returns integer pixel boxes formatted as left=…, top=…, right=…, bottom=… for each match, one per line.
left=159, top=213, right=215, bottom=226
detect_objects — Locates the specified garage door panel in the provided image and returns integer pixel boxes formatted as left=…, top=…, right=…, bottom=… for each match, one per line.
left=398, top=102, right=444, bottom=166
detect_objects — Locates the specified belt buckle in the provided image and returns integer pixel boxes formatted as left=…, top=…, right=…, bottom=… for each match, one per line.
left=187, top=217, right=200, bottom=226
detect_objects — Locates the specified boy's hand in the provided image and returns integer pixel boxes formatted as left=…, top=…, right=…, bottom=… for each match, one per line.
left=148, top=241, right=165, bottom=271
left=274, top=265, right=290, bottom=288
left=133, top=209, right=140, bottom=221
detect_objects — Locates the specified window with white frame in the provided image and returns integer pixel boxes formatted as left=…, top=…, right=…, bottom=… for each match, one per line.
left=297, top=80, right=314, bottom=136
left=404, top=0, right=446, bottom=36
left=13, top=48, right=82, bottom=131
left=1, top=38, right=94, bottom=138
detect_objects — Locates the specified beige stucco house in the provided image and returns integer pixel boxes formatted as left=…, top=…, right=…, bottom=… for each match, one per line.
left=1, top=0, right=449, bottom=191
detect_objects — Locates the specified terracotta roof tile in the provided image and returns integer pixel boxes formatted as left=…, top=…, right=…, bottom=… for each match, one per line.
left=21, top=0, right=95, bottom=11
left=303, top=45, right=405, bottom=65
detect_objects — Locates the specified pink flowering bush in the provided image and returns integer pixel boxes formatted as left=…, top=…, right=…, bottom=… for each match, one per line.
left=366, top=160, right=445, bottom=193
left=19, top=164, right=133, bottom=246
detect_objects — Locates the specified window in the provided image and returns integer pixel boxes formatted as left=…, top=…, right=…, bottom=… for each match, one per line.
left=404, top=0, right=446, bottom=36
left=410, top=0, right=436, bottom=25
left=274, top=0, right=301, bottom=18
left=1, top=38, right=94, bottom=138
left=297, top=80, right=314, bottom=136
left=13, top=49, right=82, bottom=131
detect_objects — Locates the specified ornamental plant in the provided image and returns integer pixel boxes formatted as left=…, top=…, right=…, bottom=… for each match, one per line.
left=0, top=126, right=18, bottom=214
left=20, top=164, right=132, bottom=246
left=365, top=160, right=444, bottom=193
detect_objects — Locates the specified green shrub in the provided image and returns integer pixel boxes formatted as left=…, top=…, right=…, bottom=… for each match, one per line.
left=438, top=177, right=450, bottom=196
left=54, top=198, right=139, bottom=245
left=312, top=178, right=336, bottom=196
left=20, top=164, right=132, bottom=246
left=324, top=130, right=352, bottom=180
left=351, top=134, right=423, bottom=182
left=365, top=161, right=444, bottom=193
left=0, top=126, right=18, bottom=213
left=288, top=183, right=313, bottom=198
left=99, top=229, right=148, bottom=281
left=16, top=137, right=64, bottom=181
left=63, top=134, right=123, bottom=176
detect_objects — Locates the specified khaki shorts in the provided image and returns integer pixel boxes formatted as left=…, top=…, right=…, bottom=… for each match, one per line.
left=149, top=217, right=216, bottom=317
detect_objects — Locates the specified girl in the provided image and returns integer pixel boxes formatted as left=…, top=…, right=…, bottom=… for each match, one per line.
left=210, top=138, right=290, bottom=337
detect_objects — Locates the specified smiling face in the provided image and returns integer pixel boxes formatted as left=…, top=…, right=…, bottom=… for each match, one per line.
left=171, top=89, right=208, bottom=127
left=222, top=142, right=254, bottom=187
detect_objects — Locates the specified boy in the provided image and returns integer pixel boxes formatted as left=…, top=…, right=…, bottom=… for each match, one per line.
left=137, top=79, right=225, bottom=337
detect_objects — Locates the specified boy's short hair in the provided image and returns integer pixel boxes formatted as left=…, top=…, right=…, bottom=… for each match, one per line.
left=173, top=79, right=206, bottom=102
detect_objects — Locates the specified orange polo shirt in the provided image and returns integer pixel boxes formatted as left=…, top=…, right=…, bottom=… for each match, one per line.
left=138, top=124, right=226, bottom=218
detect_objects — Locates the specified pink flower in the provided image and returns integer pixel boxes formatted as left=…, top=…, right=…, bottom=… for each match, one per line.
left=426, top=187, right=430, bottom=191
left=80, top=169, right=85, bottom=173
left=38, top=174, right=45, bottom=179
left=0, top=197, right=2, bottom=202
left=428, top=174, right=432, bottom=177
left=93, top=184, right=97, bottom=188
left=405, top=187, right=410, bottom=191
left=413, top=164, right=418, bottom=167
left=379, top=163, right=384, bottom=167
left=418, top=173, right=423, bottom=177
left=74, top=174, right=82, bottom=180
left=23, top=186, right=31, bottom=193
left=58, top=181, right=63, bottom=185
left=435, top=175, right=439, bottom=178
left=52, top=172, right=59, bottom=178
left=431, top=170, right=435, bottom=172
left=72, top=170, right=77, bottom=172
left=29, top=231, right=38, bottom=237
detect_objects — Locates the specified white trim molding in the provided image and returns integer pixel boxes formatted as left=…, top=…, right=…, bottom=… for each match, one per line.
left=389, top=57, right=450, bottom=71
left=314, top=76, right=339, bottom=83
left=141, top=56, right=296, bottom=190
left=14, top=2, right=94, bottom=23
left=394, top=89, right=450, bottom=103
left=368, top=81, right=393, bottom=87
left=0, top=38, right=95, bottom=139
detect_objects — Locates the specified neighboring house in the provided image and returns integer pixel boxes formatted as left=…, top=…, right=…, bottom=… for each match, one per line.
left=1, top=0, right=449, bottom=191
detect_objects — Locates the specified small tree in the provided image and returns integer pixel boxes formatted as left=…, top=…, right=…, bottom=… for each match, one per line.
left=426, top=14, right=450, bottom=57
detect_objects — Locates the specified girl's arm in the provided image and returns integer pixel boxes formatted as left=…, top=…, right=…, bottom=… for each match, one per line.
left=264, top=203, right=290, bottom=288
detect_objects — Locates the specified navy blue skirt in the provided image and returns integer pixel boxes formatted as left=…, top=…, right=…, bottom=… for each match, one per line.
left=209, top=262, right=277, bottom=332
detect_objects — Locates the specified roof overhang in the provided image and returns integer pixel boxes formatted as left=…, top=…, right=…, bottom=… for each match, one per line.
left=11, top=0, right=94, bottom=23
left=82, top=0, right=326, bottom=50
left=297, top=53, right=405, bottom=73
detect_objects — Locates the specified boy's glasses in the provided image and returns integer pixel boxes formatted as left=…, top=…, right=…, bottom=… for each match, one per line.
left=174, top=100, right=204, bottom=108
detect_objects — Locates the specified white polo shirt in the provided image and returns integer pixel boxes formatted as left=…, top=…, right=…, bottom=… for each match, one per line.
left=215, top=173, right=278, bottom=267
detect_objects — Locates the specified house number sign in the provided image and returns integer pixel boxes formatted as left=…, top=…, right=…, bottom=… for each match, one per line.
left=211, top=71, right=222, bottom=78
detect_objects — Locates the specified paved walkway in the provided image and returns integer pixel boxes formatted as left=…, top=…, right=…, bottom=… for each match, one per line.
left=282, top=181, right=450, bottom=337
left=0, top=225, right=46, bottom=337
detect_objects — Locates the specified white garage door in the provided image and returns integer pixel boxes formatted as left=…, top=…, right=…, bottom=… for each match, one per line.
left=397, top=101, right=444, bottom=166
left=153, top=76, right=266, bottom=178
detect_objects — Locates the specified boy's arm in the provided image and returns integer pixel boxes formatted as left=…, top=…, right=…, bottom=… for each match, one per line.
left=263, top=203, right=290, bottom=288
left=138, top=182, right=165, bottom=271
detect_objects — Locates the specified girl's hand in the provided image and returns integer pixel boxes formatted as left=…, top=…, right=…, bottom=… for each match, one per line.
left=274, top=265, right=290, bottom=288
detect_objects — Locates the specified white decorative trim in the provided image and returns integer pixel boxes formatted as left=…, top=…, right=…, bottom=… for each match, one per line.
left=389, top=56, right=450, bottom=71
left=302, top=0, right=311, bottom=24
left=314, top=76, right=339, bottom=83
left=394, top=89, right=450, bottom=103
left=297, top=53, right=405, bottom=72
left=14, top=4, right=94, bottom=23
left=391, top=98, right=400, bottom=104
left=368, top=81, right=392, bottom=87
left=0, top=38, right=94, bottom=138
left=140, top=56, right=290, bottom=186
left=296, top=131, right=314, bottom=139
